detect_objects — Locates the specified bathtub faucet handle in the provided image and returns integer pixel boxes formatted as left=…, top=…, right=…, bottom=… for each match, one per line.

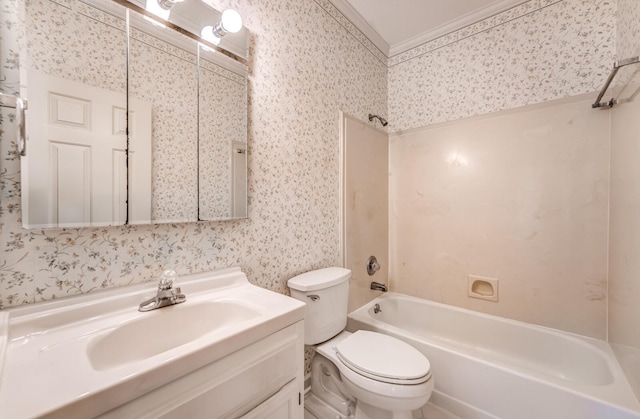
left=367, top=256, right=381, bottom=276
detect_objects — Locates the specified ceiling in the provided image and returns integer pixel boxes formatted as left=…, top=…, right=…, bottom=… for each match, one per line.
left=331, top=0, right=528, bottom=56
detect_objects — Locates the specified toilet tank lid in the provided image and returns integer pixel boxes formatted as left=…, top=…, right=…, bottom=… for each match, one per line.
left=287, top=267, right=351, bottom=292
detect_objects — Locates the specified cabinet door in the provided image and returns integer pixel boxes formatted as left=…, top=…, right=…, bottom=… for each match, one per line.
left=237, top=380, right=301, bottom=419
left=96, top=322, right=304, bottom=419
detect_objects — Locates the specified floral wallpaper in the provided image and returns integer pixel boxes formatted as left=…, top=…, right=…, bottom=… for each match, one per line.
left=612, top=0, right=640, bottom=101
left=313, top=0, right=386, bottom=65
left=128, top=24, right=199, bottom=222
left=388, top=0, right=616, bottom=131
left=0, top=0, right=387, bottom=308
left=198, top=54, right=247, bottom=220
left=616, top=0, right=640, bottom=61
left=24, top=0, right=127, bottom=93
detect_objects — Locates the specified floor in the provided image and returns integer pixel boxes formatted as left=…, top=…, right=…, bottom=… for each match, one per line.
left=304, top=402, right=462, bottom=419
left=414, top=403, right=463, bottom=419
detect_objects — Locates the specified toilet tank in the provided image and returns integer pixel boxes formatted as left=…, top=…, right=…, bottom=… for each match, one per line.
left=287, top=267, right=351, bottom=345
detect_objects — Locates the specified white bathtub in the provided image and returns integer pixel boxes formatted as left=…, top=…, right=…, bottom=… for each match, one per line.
left=347, top=293, right=640, bottom=419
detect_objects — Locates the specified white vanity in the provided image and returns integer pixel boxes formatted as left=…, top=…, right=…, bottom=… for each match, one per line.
left=0, top=268, right=305, bottom=418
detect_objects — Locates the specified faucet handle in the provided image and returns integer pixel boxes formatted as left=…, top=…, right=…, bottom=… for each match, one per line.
left=159, top=269, right=177, bottom=290
left=366, top=256, right=381, bottom=276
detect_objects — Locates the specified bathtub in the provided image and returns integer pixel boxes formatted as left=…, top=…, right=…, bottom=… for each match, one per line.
left=347, top=293, right=640, bottom=419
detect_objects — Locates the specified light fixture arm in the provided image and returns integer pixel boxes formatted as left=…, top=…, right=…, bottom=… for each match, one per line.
left=211, top=21, right=230, bottom=38
left=156, top=0, right=183, bottom=10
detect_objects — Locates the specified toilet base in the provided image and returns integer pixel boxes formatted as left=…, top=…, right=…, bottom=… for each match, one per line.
left=309, top=351, right=427, bottom=419
left=308, top=353, right=355, bottom=418
left=305, top=392, right=353, bottom=419
left=305, top=392, right=415, bottom=419
left=355, top=401, right=413, bottom=419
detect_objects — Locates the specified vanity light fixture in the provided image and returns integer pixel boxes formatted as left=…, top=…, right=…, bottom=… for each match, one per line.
left=201, top=9, right=243, bottom=44
left=157, top=0, right=184, bottom=10
left=145, top=0, right=183, bottom=20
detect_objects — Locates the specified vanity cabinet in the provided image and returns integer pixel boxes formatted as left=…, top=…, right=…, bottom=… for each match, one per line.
left=97, top=322, right=304, bottom=419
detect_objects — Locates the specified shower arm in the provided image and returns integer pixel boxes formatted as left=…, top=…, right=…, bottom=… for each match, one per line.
left=368, top=113, right=388, bottom=127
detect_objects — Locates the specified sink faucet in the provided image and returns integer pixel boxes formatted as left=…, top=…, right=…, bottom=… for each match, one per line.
left=139, top=270, right=186, bottom=312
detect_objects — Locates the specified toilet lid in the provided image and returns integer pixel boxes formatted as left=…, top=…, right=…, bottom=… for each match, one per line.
left=335, top=330, right=431, bottom=384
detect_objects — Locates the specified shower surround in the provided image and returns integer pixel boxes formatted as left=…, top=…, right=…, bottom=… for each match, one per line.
left=389, top=95, right=609, bottom=339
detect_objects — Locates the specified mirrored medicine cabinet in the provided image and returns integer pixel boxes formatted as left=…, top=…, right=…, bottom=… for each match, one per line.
left=19, top=0, right=249, bottom=229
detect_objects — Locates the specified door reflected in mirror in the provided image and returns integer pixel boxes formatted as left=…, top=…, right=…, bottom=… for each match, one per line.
left=21, top=0, right=128, bottom=228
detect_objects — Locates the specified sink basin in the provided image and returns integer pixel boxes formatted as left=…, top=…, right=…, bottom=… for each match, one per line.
left=87, top=300, right=261, bottom=370
left=0, top=267, right=305, bottom=419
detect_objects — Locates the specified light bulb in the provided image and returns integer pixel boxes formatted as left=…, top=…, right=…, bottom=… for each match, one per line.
left=220, top=9, right=242, bottom=34
left=200, top=9, right=242, bottom=44
left=145, top=0, right=170, bottom=20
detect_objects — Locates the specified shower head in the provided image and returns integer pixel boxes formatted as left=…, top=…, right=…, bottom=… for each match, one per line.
left=368, top=114, right=388, bottom=127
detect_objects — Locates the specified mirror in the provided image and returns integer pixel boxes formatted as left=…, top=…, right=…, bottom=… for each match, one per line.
left=198, top=45, right=248, bottom=220
left=128, top=10, right=199, bottom=224
left=20, top=0, right=249, bottom=228
left=21, top=0, right=129, bottom=228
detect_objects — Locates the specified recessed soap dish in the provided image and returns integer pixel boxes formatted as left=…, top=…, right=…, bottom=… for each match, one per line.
left=468, top=275, right=498, bottom=302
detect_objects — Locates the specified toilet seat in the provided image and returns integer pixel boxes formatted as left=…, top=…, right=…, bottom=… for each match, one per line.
left=335, top=330, right=431, bottom=385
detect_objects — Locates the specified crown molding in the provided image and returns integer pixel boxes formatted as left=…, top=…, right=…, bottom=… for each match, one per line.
left=389, top=0, right=530, bottom=57
left=328, top=0, right=390, bottom=57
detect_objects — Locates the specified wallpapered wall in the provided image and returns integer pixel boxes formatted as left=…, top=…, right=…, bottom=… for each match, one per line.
left=129, top=24, right=200, bottom=222
left=0, top=0, right=387, bottom=307
left=388, top=0, right=616, bottom=132
left=616, top=0, right=640, bottom=61
left=199, top=56, right=248, bottom=221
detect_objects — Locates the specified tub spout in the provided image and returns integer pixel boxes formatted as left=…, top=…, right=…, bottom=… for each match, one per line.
left=370, top=281, right=387, bottom=292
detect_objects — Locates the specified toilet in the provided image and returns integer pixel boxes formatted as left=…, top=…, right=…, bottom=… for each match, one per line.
left=288, top=267, right=433, bottom=419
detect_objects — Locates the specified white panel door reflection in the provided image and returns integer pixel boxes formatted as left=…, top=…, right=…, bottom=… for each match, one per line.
left=23, top=70, right=151, bottom=228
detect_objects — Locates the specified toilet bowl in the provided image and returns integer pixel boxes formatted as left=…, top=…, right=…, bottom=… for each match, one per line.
left=317, top=330, right=433, bottom=418
left=288, top=267, right=433, bottom=419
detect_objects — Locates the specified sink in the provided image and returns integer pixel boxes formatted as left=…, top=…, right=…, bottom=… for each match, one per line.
left=0, top=267, right=305, bottom=419
left=87, top=300, right=261, bottom=370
